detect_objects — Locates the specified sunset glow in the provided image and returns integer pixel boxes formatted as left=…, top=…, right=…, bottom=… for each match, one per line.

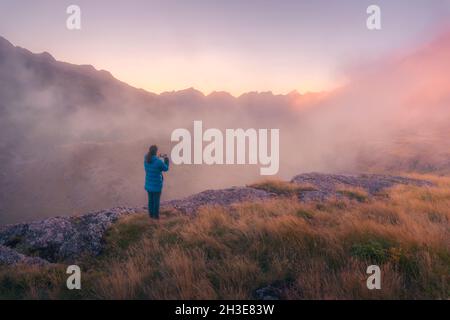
left=1, top=0, right=450, bottom=95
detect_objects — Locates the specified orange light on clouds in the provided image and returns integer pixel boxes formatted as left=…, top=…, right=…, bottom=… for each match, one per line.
left=94, top=53, right=340, bottom=96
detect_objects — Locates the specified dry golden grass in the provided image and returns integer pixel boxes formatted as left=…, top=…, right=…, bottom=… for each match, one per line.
left=0, top=174, right=449, bottom=299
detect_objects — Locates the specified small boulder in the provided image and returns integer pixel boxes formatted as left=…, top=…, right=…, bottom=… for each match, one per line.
left=0, top=207, right=139, bottom=263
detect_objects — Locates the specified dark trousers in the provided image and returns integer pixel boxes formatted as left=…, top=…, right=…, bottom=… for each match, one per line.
left=147, top=191, right=161, bottom=219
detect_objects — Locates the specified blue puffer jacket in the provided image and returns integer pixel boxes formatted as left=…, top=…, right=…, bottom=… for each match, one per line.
left=144, top=155, right=169, bottom=192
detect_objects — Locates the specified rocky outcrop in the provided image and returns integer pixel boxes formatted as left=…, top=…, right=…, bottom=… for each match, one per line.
left=163, top=186, right=276, bottom=214
left=291, top=173, right=433, bottom=202
left=164, top=173, right=433, bottom=214
left=0, top=245, right=48, bottom=266
left=0, top=207, right=139, bottom=264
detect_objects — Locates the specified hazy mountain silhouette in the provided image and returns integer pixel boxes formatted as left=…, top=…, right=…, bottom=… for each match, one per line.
left=0, top=33, right=449, bottom=224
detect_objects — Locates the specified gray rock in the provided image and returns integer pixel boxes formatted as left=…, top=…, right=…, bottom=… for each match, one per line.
left=291, top=172, right=433, bottom=201
left=0, top=244, right=49, bottom=266
left=163, top=186, right=276, bottom=214
left=254, top=285, right=282, bottom=300
left=0, top=207, right=139, bottom=263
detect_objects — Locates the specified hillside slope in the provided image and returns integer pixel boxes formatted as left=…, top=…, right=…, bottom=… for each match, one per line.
left=0, top=173, right=448, bottom=299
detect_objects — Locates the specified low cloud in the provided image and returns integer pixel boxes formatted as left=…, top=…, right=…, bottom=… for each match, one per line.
left=0, top=30, right=449, bottom=223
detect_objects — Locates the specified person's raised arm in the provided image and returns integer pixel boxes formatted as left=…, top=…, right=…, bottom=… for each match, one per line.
left=160, top=156, right=169, bottom=172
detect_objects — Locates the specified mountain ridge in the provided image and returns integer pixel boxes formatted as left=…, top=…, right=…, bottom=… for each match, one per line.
left=0, top=35, right=321, bottom=99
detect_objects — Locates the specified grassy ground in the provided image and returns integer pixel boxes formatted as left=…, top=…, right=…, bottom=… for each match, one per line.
left=0, top=174, right=449, bottom=299
left=249, top=179, right=317, bottom=195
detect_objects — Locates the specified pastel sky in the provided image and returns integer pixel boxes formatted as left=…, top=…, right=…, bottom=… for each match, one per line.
left=1, top=0, right=450, bottom=95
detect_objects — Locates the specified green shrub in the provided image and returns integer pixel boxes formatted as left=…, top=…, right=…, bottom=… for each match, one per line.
left=350, top=239, right=393, bottom=264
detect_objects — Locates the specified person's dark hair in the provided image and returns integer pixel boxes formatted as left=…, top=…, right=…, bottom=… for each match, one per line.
left=146, top=145, right=158, bottom=163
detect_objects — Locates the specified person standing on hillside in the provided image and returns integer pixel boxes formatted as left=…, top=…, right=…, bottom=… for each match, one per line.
left=144, top=145, right=169, bottom=220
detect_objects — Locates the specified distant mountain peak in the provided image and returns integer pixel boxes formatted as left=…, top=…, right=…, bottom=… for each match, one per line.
left=160, top=87, right=205, bottom=98
left=38, top=51, right=56, bottom=62
left=207, top=91, right=235, bottom=99
left=287, top=90, right=301, bottom=97
left=0, top=36, right=14, bottom=51
left=179, top=87, right=205, bottom=96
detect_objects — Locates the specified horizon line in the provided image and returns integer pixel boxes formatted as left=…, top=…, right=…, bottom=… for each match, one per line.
left=0, top=34, right=333, bottom=99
